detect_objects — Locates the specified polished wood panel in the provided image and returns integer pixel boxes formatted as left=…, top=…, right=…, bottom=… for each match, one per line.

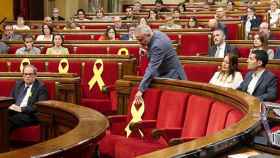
left=0, top=97, right=14, bottom=153
left=0, top=100, right=108, bottom=158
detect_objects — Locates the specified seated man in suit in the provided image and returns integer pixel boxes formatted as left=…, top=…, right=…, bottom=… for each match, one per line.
left=8, top=64, right=48, bottom=132
left=237, top=50, right=278, bottom=102
left=208, top=29, right=238, bottom=58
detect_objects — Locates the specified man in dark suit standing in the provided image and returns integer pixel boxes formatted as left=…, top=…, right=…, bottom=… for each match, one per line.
left=241, top=7, right=261, bottom=39
left=133, top=24, right=186, bottom=104
left=208, top=29, right=238, bottom=58
left=237, top=50, right=278, bottom=101
left=9, top=64, right=48, bottom=132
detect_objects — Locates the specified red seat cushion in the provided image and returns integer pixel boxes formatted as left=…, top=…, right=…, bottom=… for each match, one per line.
left=225, top=23, right=239, bottom=40
left=183, top=63, right=218, bottom=83
left=47, top=60, right=82, bottom=75
left=236, top=47, right=250, bottom=58
left=0, top=80, right=16, bottom=96
left=206, top=101, right=234, bottom=136
left=181, top=95, right=214, bottom=139
left=225, top=109, right=244, bottom=128
left=10, top=125, right=41, bottom=142
left=64, top=34, right=94, bottom=40
left=179, top=33, right=209, bottom=56
left=74, top=46, right=107, bottom=54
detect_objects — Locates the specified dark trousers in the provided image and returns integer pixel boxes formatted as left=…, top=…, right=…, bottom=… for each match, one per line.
left=8, top=110, right=38, bottom=133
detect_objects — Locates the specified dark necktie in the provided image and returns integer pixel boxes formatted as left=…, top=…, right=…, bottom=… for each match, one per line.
left=16, top=86, right=29, bottom=106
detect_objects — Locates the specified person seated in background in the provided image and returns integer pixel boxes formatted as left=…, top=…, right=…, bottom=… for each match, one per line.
left=9, top=64, right=48, bottom=132
left=120, top=24, right=136, bottom=40
left=74, top=9, right=90, bottom=21
left=0, top=42, right=9, bottom=54
left=268, top=0, right=280, bottom=28
left=93, top=8, right=111, bottom=21
left=208, top=18, right=228, bottom=38
left=12, top=16, right=30, bottom=30
left=1, top=25, right=22, bottom=41
left=98, top=26, right=118, bottom=40
left=63, top=21, right=80, bottom=30
left=147, top=10, right=160, bottom=21
left=258, top=22, right=274, bottom=40
left=177, top=3, right=186, bottom=13
left=185, top=17, right=201, bottom=28
left=159, top=16, right=182, bottom=30
left=133, top=1, right=142, bottom=13
left=237, top=50, right=278, bottom=102
left=46, top=34, right=69, bottom=55
left=226, top=0, right=237, bottom=11
left=208, top=29, right=238, bottom=58
left=122, top=7, right=137, bottom=21
left=249, top=33, right=274, bottom=59
left=16, top=35, right=41, bottom=55
left=209, top=54, right=243, bottom=89
left=36, top=24, right=53, bottom=41
left=154, top=0, right=170, bottom=12
left=215, top=7, right=227, bottom=21
left=43, top=16, right=53, bottom=26
left=51, top=8, right=65, bottom=21
left=241, top=7, right=261, bottom=39
left=113, top=16, right=127, bottom=29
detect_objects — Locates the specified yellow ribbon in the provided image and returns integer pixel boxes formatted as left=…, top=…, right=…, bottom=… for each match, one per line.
left=88, top=59, right=105, bottom=91
left=58, top=58, right=69, bottom=74
left=125, top=100, right=145, bottom=138
left=20, top=58, right=31, bottom=72
left=117, top=48, right=129, bottom=56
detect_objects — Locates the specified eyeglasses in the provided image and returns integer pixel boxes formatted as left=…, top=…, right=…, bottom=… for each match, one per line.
left=23, top=73, right=35, bottom=76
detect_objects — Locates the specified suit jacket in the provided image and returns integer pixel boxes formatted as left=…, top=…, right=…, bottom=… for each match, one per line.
left=274, top=47, right=280, bottom=59
left=208, top=43, right=238, bottom=57
left=11, top=79, right=48, bottom=114
left=139, top=31, right=187, bottom=92
left=0, top=42, right=9, bottom=53
left=237, top=70, right=278, bottom=101
left=241, top=15, right=261, bottom=29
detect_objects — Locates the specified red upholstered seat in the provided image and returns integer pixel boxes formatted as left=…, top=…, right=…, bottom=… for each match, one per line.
left=206, top=101, right=234, bottom=136
left=10, top=125, right=41, bottom=143
left=42, top=80, right=56, bottom=100
left=0, top=80, right=16, bottom=96
left=8, top=45, right=21, bottom=54
left=64, top=34, right=94, bottom=40
left=183, top=63, right=217, bottom=83
left=99, top=87, right=162, bottom=157
left=271, top=32, right=280, bottom=40
left=237, top=47, right=250, bottom=58
left=225, top=109, right=244, bottom=128
left=9, top=60, right=45, bottom=72
left=113, top=90, right=189, bottom=158
left=225, top=23, right=240, bottom=40
left=180, top=95, right=214, bottom=139
left=80, top=61, right=119, bottom=114
left=0, top=61, right=8, bottom=72
left=74, top=46, right=107, bottom=54
left=84, top=25, right=110, bottom=29
left=179, top=33, right=209, bottom=56
left=47, top=60, right=82, bottom=76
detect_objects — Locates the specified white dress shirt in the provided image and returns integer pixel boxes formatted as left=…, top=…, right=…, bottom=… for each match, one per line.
left=20, top=84, right=33, bottom=108
left=209, top=71, right=243, bottom=89
left=247, top=69, right=265, bottom=95
left=215, top=42, right=226, bottom=58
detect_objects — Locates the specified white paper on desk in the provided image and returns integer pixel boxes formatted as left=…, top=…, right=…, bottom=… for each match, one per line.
left=228, top=151, right=260, bottom=158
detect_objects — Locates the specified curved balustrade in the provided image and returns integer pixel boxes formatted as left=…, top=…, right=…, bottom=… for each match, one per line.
left=0, top=100, right=108, bottom=158
left=115, top=75, right=261, bottom=158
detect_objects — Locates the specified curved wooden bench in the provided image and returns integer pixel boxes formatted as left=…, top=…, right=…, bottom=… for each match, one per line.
left=0, top=100, right=108, bottom=158
left=114, top=75, right=261, bottom=158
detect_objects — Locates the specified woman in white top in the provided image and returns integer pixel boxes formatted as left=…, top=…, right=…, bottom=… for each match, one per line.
left=12, top=16, right=30, bottom=30
left=268, top=0, right=280, bottom=28
left=249, top=33, right=274, bottom=59
left=46, top=34, right=69, bottom=55
left=36, top=24, right=53, bottom=41
left=209, top=54, right=243, bottom=89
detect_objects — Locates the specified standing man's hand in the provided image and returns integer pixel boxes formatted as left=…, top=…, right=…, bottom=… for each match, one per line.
left=134, top=90, right=144, bottom=105
left=9, top=104, right=22, bottom=112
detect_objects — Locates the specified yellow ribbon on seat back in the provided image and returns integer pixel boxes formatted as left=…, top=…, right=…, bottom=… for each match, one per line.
left=117, top=48, right=129, bottom=56
left=20, top=58, right=31, bottom=72
left=58, top=58, right=69, bottom=74
left=88, top=59, right=105, bottom=91
left=125, top=100, right=145, bottom=138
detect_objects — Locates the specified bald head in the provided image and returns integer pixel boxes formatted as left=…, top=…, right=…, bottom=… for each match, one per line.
left=208, top=18, right=218, bottom=29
